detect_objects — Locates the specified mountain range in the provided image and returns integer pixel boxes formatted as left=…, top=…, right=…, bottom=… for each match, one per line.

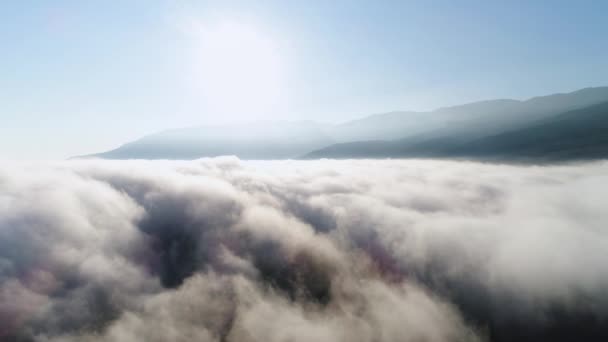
left=82, top=87, right=608, bottom=162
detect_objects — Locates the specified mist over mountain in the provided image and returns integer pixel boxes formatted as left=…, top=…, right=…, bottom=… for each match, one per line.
left=85, top=121, right=334, bottom=160
left=306, top=100, right=608, bottom=161
left=324, top=89, right=601, bottom=143
left=82, top=87, right=608, bottom=161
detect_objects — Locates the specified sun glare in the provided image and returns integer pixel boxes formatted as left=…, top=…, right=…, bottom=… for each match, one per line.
left=191, top=20, right=285, bottom=120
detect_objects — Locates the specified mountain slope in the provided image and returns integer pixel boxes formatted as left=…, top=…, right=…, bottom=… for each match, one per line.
left=328, top=87, right=608, bottom=143
left=447, top=101, right=608, bottom=160
left=304, top=101, right=608, bottom=161
left=82, top=86, right=608, bottom=160
left=86, top=121, right=334, bottom=160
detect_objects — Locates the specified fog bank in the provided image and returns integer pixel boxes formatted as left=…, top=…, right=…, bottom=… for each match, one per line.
left=1, top=158, right=607, bottom=341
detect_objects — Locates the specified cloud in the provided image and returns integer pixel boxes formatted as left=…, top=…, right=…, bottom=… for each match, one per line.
left=1, top=158, right=607, bottom=341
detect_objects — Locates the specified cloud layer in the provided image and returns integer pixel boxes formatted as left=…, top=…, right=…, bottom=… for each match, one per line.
left=1, top=158, right=607, bottom=341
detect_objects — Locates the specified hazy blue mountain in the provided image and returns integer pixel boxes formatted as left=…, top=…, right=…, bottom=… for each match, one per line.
left=84, top=121, right=334, bottom=160
left=82, top=87, right=608, bottom=160
left=447, top=101, right=608, bottom=160
left=328, top=86, right=608, bottom=143
left=304, top=101, right=608, bottom=161
left=326, top=110, right=434, bottom=141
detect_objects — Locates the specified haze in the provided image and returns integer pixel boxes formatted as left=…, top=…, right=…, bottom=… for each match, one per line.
left=2, top=1, right=608, bottom=158
left=2, top=2, right=608, bottom=342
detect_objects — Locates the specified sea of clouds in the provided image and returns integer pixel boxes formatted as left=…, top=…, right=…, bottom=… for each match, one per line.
left=1, top=158, right=607, bottom=342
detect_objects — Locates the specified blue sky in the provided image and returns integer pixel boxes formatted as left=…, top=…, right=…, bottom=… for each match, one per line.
left=2, top=0, right=607, bottom=159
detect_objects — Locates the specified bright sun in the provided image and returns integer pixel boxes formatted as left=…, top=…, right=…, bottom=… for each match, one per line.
left=191, top=20, right=284, bottom=120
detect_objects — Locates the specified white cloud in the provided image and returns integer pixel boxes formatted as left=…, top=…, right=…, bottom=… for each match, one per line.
left=1, top=158, right=607, bottom=341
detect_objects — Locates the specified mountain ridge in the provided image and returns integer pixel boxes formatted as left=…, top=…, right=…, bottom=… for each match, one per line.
left=304, top=101, right=608, bottom=161
left=79, top=86, right=608, bottom=161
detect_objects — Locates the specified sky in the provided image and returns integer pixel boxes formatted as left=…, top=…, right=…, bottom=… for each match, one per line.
left=1, top=0, right=607, bottom=159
